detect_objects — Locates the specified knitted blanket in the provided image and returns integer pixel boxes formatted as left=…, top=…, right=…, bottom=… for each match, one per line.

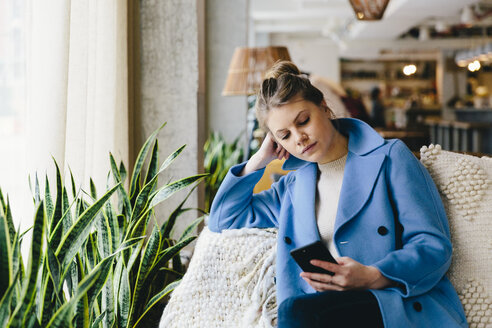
left=159, top=227, right=278, bottom=328
left=421, top=145, right=492, bottom=326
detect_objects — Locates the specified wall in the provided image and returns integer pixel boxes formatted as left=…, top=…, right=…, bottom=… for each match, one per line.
left=270, top=36, right=341, bottom=83
left=138, top=0, right=205, bottom=235
left=206, top=0, right=249, bottom=144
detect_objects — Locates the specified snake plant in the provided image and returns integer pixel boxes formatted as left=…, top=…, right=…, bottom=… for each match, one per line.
left=203, top=132, right=244, bottom=212
left=0, top=123, right=206, bottom=328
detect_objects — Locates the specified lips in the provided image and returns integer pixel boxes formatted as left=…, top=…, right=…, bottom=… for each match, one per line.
left=302, top=142, right=317, bottom=154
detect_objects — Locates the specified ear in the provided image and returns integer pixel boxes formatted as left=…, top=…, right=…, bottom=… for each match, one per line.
left=321, top=99, right=328, bottom=110
left=320, top=99, right=334, bottom=118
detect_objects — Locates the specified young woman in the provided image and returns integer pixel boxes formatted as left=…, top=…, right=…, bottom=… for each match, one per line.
left=208, top=61, right=467, bottom=328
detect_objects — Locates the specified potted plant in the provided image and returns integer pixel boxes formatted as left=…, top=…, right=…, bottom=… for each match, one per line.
left=0, top=123, right=206, bottom=328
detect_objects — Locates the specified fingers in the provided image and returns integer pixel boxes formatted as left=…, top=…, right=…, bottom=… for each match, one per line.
left=310, top=260, right=340, bottom=274
left=301, top=276, right=344, bottom=292
left=300, top=271, right=331, bottom=283
left=273, top=141, right=289, bottom=160
left=277, top=147, right=287, bottom=160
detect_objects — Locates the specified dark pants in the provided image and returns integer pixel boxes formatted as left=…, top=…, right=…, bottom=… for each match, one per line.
left=278, top=290, right=384, bottom=328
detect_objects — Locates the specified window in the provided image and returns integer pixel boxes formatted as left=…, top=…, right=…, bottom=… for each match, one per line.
left=0, top=0, right=30, bottom=223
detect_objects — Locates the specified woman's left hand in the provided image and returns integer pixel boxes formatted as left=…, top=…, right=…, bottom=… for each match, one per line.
left=299, top=257, right=394, bottom=292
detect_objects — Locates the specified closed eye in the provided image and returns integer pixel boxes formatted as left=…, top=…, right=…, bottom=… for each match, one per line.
left=298, top=117, right=309, bottom=126
left=281, top=132, right=290, bottom=140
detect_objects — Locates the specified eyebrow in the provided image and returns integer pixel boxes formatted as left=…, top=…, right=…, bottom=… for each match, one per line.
left=275, top=110, right=308, bottom=135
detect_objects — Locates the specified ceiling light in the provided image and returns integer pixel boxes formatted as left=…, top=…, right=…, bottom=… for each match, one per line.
left=403, top=64, right=417, bottom=76
left=435, top=21, right=449, bottom=33
left=467, top=60, right=481, bottom=72
left=461, top=6, right=474, bottom=25
left=419, top=26, right=430, bottom=41
left=349, top=0, right=391, bottom=21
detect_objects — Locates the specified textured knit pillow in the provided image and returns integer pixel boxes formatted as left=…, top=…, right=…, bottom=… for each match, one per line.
left=420, top=144, right=492, bottom=326
left=159, top=227, right=278, bottom=328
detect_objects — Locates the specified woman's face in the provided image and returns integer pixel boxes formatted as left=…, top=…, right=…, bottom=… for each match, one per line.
left=266, top=94, right=346, bottom=164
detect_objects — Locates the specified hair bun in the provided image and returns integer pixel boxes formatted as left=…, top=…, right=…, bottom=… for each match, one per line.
left=261, top=78, right=278, bottom=98
left=264, top=60, right=301, bottom=79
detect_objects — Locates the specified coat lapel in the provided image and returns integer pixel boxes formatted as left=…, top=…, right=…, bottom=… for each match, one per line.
left=283, top=118, right=388, bottom=240
left=334, top=151, right=386, bottom=232
left=291, top=163, right=320, bottom=242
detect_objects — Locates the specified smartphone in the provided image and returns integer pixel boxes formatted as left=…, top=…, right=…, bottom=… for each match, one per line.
left=290, top=241, right=338, bottom=275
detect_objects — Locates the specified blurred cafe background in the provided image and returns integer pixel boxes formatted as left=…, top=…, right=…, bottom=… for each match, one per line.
left=211, top=0, right=492, bottom=160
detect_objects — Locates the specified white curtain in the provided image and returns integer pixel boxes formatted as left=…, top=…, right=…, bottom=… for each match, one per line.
left=26, top=0, right=129, bottom=204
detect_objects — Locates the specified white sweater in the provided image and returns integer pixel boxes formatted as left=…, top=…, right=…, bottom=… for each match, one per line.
left=315, top=154, right=347, bottom=258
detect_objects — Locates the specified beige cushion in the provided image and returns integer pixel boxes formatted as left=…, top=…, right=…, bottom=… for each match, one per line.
left=420, top=145, right=492, bottom=326
left=159, top=227, right=278, bottom=328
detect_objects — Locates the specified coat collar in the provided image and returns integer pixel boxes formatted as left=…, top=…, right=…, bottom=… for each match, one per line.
left=285, top=118, right=386, bottom=242
left=282, top=118, right=384, bottom=171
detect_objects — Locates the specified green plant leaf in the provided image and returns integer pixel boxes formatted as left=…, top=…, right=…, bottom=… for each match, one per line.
left=0, top=188, right=6, bottom=211
left=84, top=241, right=136, bottom=318
left=116, top=262, right=130, bottom=328
left=40, top=276, right=55, bottom=326
left=8, top=201, right=45, bottom=328
left=46, top=242, right=61, bottom=293
left=144, top=140, right=159, bottom=185
left=10, top=229, right=22, bottom=290
left=0, top=213, right=12, bottom=299
left=127, top=226, right=161, bottom=327
left=109, top=153, right=122, bottom=182
left=129, top=122, right=166, bottom=199
left=96, top=212, right=112, bottom=259
left=90, top=310, right=107, bottom=328
left=154, top=236, right=196, bottom=272
left=45, top=175, right=54, bottom=222
left=90, top=178, right=97, bottom=200
left=178, top=216, right=205, bottom=242
left=131, top=279, right=181, bottom=328
left=126, top=241, right=143, bottom=273
left=119, top=161, right=127, bottom=183
left=49, top=189, right=79, bottom=245
left=160, top=184, right=198, bottom=239
left=3, top=196, right=15, bottom=244
left=34, top=173, right=41, bottom=205
left=158, top=144, right=186, bottom=174
left=26, top=315, right=41, bottom=328
left=0, top=270, right=20, bottom=327
left=78, top=258, right=113, bottom=328
left=101, top=267, right=114, bottom=328
left=56, top=183, right=120, bottom=279
left=45, top=299, right=75, bottom=328
left=149, top=174, right=207, bottom=210
left=62, top=187, right=73, bottom=232
left=130, top=178, right=157, bottom=224
left=49, top=159, right=64, bottom=246
left=68, top=167, right=77, bottom=199
left=74, top=294, right=89, bottom=328
left=105, top=200, right=119, bottom=255
left=86, top=233, right=99, bottom=271
left=109, top=153, right=131, bottom=218
left=158, top=267, right=184, bottom=277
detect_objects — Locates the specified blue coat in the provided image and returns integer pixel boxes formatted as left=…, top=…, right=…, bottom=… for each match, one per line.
left=209, top=118, right=467, bottom=327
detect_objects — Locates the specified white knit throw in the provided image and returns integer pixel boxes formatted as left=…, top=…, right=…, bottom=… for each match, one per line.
left=421, top=144, right=492, bottom=327
left=159, top=227, right=278, bottom=328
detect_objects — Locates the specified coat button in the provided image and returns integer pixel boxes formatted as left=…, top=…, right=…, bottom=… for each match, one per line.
left=284, top=236, right=292, bottom=244
left=274, top=277, right=276, bottom=284
left=377, top=226, right=389, bottom=236
left=413, top=302, right=422, bottom=312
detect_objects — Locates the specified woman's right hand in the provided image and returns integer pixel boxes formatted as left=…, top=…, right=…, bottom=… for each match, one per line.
left=241, top=133, right=290, bottom=176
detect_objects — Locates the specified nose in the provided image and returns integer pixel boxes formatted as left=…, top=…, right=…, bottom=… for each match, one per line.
left=295, top=130, right=308, bottom=145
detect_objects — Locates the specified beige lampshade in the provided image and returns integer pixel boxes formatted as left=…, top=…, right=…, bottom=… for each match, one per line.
left=222, top=46, right=292, bottom=96
left=348, top=0, right=390, bottom=21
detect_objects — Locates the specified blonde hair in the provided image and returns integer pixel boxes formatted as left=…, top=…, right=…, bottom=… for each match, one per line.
left=255, top=61, right=331, bottom=131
